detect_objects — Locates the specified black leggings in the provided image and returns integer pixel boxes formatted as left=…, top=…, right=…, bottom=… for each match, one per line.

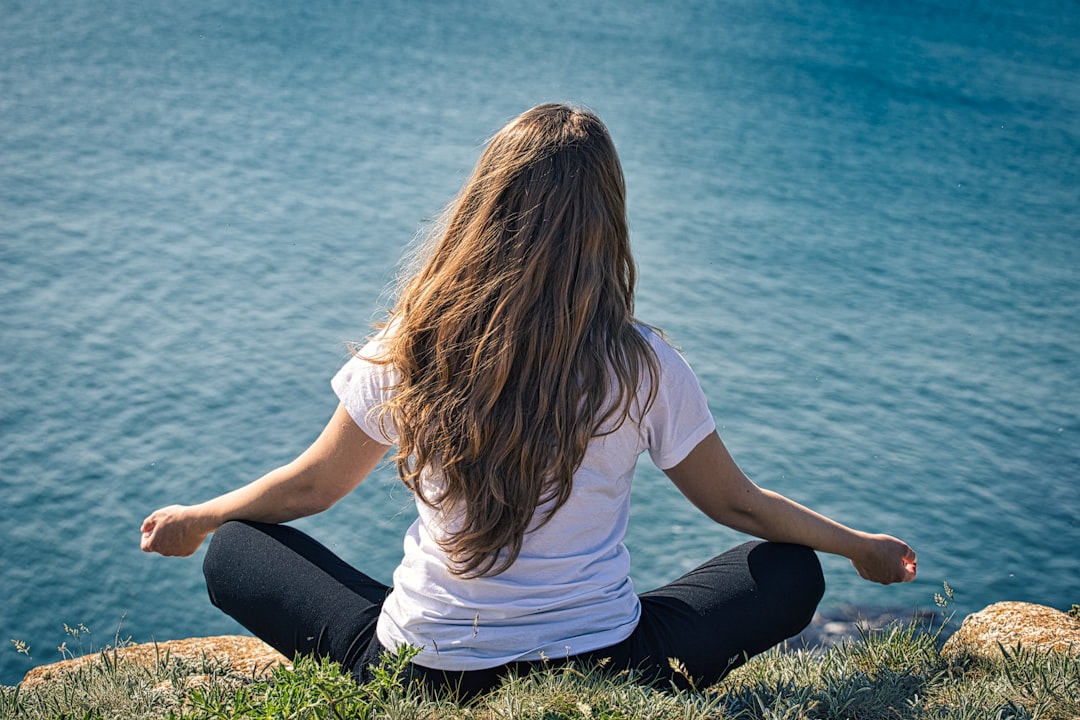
left=203, top=521, right=824, bottom=696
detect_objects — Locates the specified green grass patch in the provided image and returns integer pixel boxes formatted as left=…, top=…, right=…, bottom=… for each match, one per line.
left=4, top=616, right=1079, bottom=720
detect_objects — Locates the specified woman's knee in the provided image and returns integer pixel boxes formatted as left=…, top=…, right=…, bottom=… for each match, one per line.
left=202, top=520, right=255, bottom=600
left=748, top=542, right=825, bottom=625
left=781, top=543, right=824, bottom=601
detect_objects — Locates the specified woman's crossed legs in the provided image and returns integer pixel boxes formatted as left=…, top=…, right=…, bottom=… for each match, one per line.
left=203, top=521, right=823, bottom=695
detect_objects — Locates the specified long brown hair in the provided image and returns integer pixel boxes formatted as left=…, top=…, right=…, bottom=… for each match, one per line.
left=370, top=103, right=658, bottom=577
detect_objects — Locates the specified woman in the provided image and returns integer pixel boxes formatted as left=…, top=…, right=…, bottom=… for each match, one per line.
left=141, top=103, right=916, bottom=696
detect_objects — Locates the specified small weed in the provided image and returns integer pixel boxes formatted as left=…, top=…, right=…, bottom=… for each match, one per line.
left=59, top=623, right=92, bottom=660
left=935, top=581, right=956, bottom=613
left=667, top=656, right=698, bottom=693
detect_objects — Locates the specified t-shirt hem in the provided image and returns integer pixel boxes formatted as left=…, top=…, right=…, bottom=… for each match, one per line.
left=377, top=619, right=639, bottom=672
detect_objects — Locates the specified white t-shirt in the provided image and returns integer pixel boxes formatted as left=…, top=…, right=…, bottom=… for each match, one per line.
left=331, top=326, right=715, bottom=671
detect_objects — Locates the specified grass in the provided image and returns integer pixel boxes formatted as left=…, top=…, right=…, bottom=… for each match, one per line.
left=4, top=608, right=1079, bottom=720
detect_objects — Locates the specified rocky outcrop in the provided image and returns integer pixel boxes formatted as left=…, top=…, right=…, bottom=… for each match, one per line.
left=20, top=635, right=289, bottom=689
left=19, top=602, right=1080, bottom=688
left=941, top=601, right=1080, bottom=661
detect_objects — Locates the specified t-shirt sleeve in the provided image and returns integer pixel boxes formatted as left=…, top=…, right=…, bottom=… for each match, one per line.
left=643, top=332, right=716, bottom=470
left=330, top=338, right=400, bottom=445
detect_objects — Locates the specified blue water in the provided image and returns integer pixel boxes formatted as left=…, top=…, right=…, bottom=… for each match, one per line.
left=2, top=0, right=1078, bottom=685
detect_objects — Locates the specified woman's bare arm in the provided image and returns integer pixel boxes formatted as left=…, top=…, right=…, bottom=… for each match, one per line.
left=140, top=403, right=391, bottom=557
left=663, top=431, right=916, bottom=584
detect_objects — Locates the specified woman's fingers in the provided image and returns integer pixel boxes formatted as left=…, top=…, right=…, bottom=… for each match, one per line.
left=852, top=535, right=917, bottom=585
left=138, top=506, right=205, bottom=557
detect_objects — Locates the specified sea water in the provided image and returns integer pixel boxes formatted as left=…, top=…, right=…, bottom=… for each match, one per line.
left=2, top=0, right=1078, bottom=684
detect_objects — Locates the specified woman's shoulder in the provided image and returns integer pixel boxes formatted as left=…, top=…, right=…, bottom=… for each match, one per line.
left=633, top=322, right=683, bottom=361
left=631, top=322, right=706, bottom=395
left=632, top=321, right=661, bottom=343
left=346, top=321, right=398, bottom=361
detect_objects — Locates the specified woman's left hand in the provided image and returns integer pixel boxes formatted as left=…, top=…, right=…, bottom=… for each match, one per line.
left=140, top=504, right=212, bottom=557
left=850, top=533, right=917, bottom=585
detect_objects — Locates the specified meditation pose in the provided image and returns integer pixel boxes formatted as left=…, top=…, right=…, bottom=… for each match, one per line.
left=141, top=103, right=916, bottom=696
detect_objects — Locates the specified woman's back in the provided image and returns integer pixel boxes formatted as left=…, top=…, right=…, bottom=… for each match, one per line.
left=333, top=325, right=714, bottom=670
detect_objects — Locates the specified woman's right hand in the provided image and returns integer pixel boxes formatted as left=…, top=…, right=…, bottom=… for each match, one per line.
left=140, top=505, right=212, bottom=557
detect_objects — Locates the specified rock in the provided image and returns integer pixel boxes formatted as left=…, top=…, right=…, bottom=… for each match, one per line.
left=20, top=635, right=289, bottom=689
left=941, top=601, right=1080, bottom=661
